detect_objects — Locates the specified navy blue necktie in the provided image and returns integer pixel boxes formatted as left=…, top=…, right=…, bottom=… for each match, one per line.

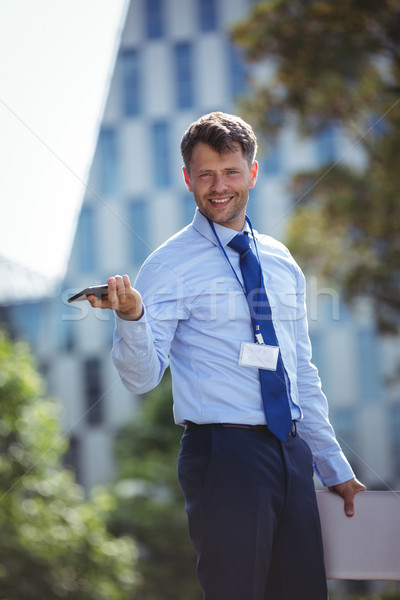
left=228, top=233, right=293, bottom=442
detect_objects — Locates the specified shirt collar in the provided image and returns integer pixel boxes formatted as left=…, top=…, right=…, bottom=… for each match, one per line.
left=192, top=208, right=251, bottom=247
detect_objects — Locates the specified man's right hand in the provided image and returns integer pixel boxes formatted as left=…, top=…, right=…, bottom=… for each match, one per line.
left=87, top=275, right=143, bottom=320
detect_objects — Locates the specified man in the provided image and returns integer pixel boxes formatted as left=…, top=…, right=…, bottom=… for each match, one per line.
left=89, top=112, right=365, bottom=599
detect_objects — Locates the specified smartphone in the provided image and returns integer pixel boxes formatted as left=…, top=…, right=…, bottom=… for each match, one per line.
left=68, top=284, right=109, bottom=303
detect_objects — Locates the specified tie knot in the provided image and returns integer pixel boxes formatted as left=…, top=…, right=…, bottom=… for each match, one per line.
left=228, top=233, right=251, bottom=256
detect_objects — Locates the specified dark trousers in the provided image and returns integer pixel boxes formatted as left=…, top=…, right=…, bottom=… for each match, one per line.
left=178, top=425, right=328, bottom=600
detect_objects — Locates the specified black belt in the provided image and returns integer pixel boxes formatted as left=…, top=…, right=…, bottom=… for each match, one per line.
left=185, top=421, right=270, bottom=432
left=184, top=421, right=297, bottom=437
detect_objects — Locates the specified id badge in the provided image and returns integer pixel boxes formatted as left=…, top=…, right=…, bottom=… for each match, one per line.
left=239, top=342, right=279, bottom=371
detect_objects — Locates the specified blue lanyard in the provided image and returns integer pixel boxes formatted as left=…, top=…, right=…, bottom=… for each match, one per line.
left=207, top=216, right=265, bottom=343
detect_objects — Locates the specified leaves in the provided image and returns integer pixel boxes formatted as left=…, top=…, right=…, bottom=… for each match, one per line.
left=232, top=0, right=400, bottom=332
left=0, top=331, right=137, bottom=599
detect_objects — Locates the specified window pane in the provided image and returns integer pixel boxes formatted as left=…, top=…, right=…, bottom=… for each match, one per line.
left=121, top=50, right=141, bottom=116
left=63, top=435, right=82, bottom=483
left=390, top=406, right=400, bottom=479
left=357, top=329, right=381, bottom=402
left=245, top=188, right=258, bottom=225
left=331, top=409, right=359, bottom=470
left=84, top=357, right=103, bottom=426
left=146, top=0, right=164, bottom=39
left=175, top=42, right=194, bottom=109
left=98, top=128, right=118, bottom=195
left=152, top=121, right=171, bottom=188
left=129, top=200, right=150, bottom=266
left=228, top=43, right=248, bottom=98
left=181, top=193, right=195, bottom=227
left=315, top=124, right=337, bottom=165
left=77, top=206, right=96, bottom=274
left=198, top=0, right=218, bottom=32
left=263, top=138, right=282, bottom=175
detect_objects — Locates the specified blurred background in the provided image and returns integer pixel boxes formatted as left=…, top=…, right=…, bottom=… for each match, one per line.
left=0, top=0, right=399, bottom=598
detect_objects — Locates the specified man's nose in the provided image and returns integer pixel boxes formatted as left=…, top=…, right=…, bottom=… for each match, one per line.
left=211, top=174, right=227, bottom=192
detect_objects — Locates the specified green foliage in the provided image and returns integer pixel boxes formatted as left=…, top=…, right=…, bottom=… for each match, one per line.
left=232, top=0, right=400, bottom=332
left=347, top=586, right=400, bottom=600
left=108, top=372, right=202, bottom=600
left=0, top=331, right=137, bottom=599
left=286, top=163, right=400, bottom=332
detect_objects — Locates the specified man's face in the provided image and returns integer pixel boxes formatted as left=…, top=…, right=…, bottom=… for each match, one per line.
left=183, top=142, right=258, bottom=231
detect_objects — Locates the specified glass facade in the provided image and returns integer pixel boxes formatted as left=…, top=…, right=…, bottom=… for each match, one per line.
left=152, top=121, right=171, bottom=188
left=129, top=200, right=150, bottom=266
left=331, top=408, right=358, bottom=469
left=181, top=193, right=196, bottom=227
left=315, top=124, right=337, bottom=165
left=97, top=128, right=118, bottom=195
left=390, top=406, right=400, bottom=479
left=175, top=42, right=194, bottom=109
left=245, top=188, right=258, bottom=225
left=198, top=0, right=218, bottom=31
left=146, top=0, right=164, bottom=39
left=84, top=357, right=103, bottom=426
left=76, top=206, right=96, bottom=273
left=357, top=329, right=381, bottom=402
left=121, top=49, right=141, bottom=116
left=228, top=43, right=248, bottom=99
left=262, top=138, right=282, bottom=175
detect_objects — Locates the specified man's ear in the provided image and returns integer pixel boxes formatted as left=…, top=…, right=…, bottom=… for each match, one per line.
left=183, top=167, right=193, bottom=192
left=249, top=161, right=258, bottom=189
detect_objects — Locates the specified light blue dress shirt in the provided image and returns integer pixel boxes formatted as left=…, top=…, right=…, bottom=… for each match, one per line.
left=112, top=209, right=354, bottom=487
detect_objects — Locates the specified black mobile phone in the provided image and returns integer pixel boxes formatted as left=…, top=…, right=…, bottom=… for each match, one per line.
left=68, top=284, right=109, bottom=303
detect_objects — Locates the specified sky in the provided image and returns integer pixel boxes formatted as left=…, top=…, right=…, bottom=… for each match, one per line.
left=0, top=0, right=129, bottom=280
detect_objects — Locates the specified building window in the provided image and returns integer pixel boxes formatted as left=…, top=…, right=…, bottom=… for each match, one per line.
left=315, top=124, right=337, bottom=165
left=182, top=193, right=195, bottom=227
left=262, top=138, right=282, bottom=175
left=198, top=0, right=218, bottom=31
left=146, top=0, right=164, bottom=39
left=390, top=406, right=400, bottom=479
left=98, top=128, right=118, bottom=195
left=121, top=49, right=141, bottom=116
left=63, top=434, right=82, bottom=483
left=331, top=408, right=358, bottom=471
left=129, top=200, right=150, bottom=266
left=175, top=42, right=194, bottom=109
left=357, top=329, right=381, bottom=403
left=245, top=188, right=258, bottom=225
left=84, top=357, right=103, bottom=426
left=228, top=43, right=248, bottom=99
left=152, top=121, right=171, bottom=188
left=309, top=332, right=328, bottom=388
left=76, top=206, right=96, bottom=274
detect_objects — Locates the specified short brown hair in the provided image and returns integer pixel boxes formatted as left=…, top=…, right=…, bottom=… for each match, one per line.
left=180, top=111, right=258, bottom=172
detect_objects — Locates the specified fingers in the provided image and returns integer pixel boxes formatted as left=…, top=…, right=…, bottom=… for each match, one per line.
left=107, top=275, right=133, bottom=310
left=86, top=274, right=140, bottom=315
left=329, top=478, right=367, bottom=518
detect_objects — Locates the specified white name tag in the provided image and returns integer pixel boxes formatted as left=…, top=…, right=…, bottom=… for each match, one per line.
left=239, top=342, right=279, bottom=371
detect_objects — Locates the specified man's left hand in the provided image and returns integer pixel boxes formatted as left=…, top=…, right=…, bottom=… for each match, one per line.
left=328, top=478, right=367, bottom=517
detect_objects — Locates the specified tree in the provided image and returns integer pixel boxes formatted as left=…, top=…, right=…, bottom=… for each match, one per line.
left=0, top=331, right=137, bottom=599
left=108, top=372, right=202, bottom=600
left=232, top=0, right=400, bottom=332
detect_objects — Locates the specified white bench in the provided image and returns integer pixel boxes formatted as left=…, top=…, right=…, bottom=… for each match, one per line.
left=316, top=490, right=400, bottom=580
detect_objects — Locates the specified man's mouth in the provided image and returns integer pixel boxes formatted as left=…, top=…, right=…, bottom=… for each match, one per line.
left=209, top=197, right=232, bottom=204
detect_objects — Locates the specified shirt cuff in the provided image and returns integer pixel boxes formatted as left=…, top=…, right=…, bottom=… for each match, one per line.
left=115, top=304, right=145, bottom=321
left=313, top=447, right=355, bottom=487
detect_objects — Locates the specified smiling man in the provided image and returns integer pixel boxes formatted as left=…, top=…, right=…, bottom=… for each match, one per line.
left=88, top=112, right=365, bottom=600
left=182, top=140, right=258, bottom=230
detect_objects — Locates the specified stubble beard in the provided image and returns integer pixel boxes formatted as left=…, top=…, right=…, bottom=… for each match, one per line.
left=197, top=191, right=248, bottom=228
